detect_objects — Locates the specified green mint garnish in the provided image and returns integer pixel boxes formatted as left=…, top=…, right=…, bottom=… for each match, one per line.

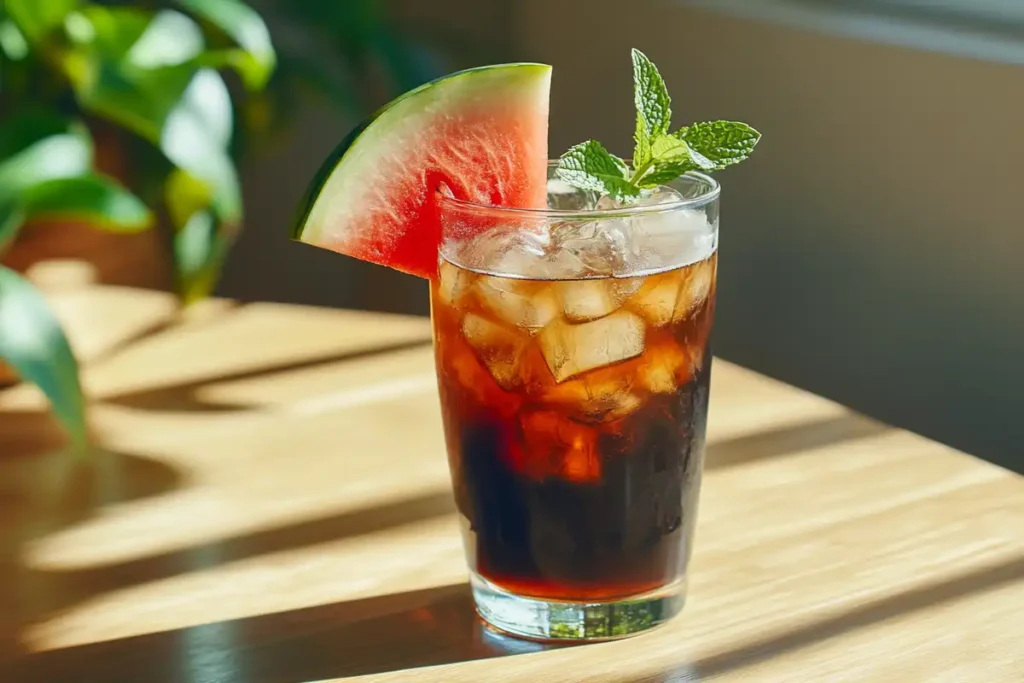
left=555, top=48, right=761, bottom=201
left=632, top=48, right=672, bottom=173
left=557, top=140, right=640, bottom=202
left=676, top=121, right=762, bottom=171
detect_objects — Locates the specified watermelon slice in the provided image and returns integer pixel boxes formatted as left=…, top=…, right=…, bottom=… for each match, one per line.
left=291, top=63, right=552, bottom=279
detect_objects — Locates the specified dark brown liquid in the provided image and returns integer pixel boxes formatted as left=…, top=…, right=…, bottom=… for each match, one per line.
left=431, top=254, right=716, bottom=601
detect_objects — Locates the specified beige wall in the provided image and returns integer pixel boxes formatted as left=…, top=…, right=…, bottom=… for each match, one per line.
left=514, top=2, right=1024, bottom=469
left=223, top=1, right=1023, bottom=469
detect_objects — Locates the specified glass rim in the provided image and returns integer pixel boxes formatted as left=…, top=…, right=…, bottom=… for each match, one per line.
left=437, top=163, right=721, bottom=220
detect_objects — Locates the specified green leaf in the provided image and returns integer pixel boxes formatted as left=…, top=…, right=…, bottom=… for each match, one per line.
left=555, top=140, right=639, bottom=201
left=557, top=48, right=762, bottom=196
left=63, top=15, right=240, bottom=222
left=677, top=121, right=761, bottom=171
left=66, top=56, right=196, bottom=143
left=5, top=0, right=77, bottom=41
left=0, top=205, right=26, bottom=254
left=165, top=168, right=213, bottom=231
left=0, top=265, right=87, bottom=446
left=160, top=68, right=240, bottom=221
left=0, top=20, right=30, bottom=60
left=61, top=7, right=206, bottom=142
left=0, top=109, right=73, bottom=160
left=125, top=10, right=205, bottom=69
left=19, top=174, right=153, bottom=232
left=175, top=0, right=276, bottom=90
left=173, top=209, right=232, bottom=304
left=634, top=135, right=716, bottom=188
left=165, top=170, right=235, bottom=304
left=0, top=130, right=93, bottom=206
left=0, top=119, right=93, bottom=251
left=638, top=161, right=704, bottom=188
left=649, top=134, right=691, bottom=163
left=68, top=6, right=151, bottom=59
left=632, top=48, right=671, bottom=140
left=632, top=111, right=652, bottom=172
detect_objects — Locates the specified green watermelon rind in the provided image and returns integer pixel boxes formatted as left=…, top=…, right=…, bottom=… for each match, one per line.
left=290, top=63, right=552, bottom=244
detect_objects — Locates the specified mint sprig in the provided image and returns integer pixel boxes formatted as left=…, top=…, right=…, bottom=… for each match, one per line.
left=555, top=48, right=761, bottom=201
left=557, top=140, right=640, bottom=202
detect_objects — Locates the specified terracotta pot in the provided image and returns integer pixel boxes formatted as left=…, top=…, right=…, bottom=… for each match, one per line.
left=1, top=218, right=172, bottom=291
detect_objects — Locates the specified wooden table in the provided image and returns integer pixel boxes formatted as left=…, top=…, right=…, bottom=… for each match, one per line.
left=1, top=280, right=1022, bottom=682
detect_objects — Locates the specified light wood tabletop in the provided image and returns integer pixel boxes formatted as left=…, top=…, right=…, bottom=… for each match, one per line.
left=1, top=279, right=1022, bottom=682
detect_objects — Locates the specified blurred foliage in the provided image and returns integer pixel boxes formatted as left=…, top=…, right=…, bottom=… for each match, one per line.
left=0, top=0, right=449, bottom=444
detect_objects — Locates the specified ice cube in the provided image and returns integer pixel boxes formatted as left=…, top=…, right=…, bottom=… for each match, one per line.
left=453, top=225, right=548, bottom=277
left=519, top=410, right=601, bottom=482
left=441, top=341, right=521, bottom=415
left=437, top=260, right=471, bottom=306
left=549, top=219, right=631, bottom=277
left=548, top=178, right=599, bottom=211
left=538, top=246, right=589, bottom=280
left=638, top=340, right=691, bottom=394
left=538, top=311, right=645, bottom=382
left=489, top=230, right=549, bottom=277
left=476, top=276, right=559, bottom=331
left=638, top=186, right=687, bottom=207
left=628, top=257, right=715, bottom=326
left=555, top=277, right=642, bottom=322
left=596, top=187, right=717, bottom=275
left=676, top=257, right=715, bottom=319
left=461, top=313, right=529, bottom=390
left=542, top=373, right=644, bottom=423
left=629, top=271, right=684, bottom=326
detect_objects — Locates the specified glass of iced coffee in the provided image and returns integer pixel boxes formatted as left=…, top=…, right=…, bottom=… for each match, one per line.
left=430, top=166, right=719, bottom=640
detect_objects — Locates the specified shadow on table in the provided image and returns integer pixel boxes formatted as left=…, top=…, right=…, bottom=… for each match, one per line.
left=633, top=553, right=1024, bottom=683
left=705, top=413, right=889, bottom=470
left=0, top=425, right=185, bottom=666
left=13, top=552, right=1024, bottom=683
left=15, top=412, right=886, bottom=619
left=0, top=366, right=906, bottom=683
left=101, top=336, right=433, bottom=413
left=31, top=489, right=456, bottom=608
left=10, top=582, right=564, bottom=683
left=0, top=438, right=184, bottom=546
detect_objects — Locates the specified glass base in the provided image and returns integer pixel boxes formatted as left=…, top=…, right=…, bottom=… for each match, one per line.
left=470, top=573, right=686, bottom=642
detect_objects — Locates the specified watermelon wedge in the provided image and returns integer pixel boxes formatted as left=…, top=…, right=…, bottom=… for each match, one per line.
left=291, top=63, right=552, bottom=279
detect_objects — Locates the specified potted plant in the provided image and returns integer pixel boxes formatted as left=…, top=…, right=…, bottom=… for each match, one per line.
left=1, top=0, right=282, bottom=448
left=0, top=0, right=456, bottom=448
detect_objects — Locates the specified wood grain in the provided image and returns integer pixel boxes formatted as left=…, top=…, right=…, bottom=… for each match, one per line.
left=0, top=280, right=1021, bottom=682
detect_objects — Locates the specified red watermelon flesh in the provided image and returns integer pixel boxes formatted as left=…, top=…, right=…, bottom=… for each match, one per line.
left=292, top=64, right=552, bottom=279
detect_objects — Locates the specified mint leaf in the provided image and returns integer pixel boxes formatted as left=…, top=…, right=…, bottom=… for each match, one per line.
left=652, top=133, right=716, bottom=171
left=649, top=134, right=690, bottom=163
left=556, top=141, right=639, bottom=201
left=633, top=135, right=714, bottom=188
left=639, top=161, right=700, bottom=187
left=632, top=49, right=671, bottom=139
left=677, top=121, right=761, bottom=171
left=633, top=111, right=652, bottom=171
left=555, top=49, right=761, bottom=199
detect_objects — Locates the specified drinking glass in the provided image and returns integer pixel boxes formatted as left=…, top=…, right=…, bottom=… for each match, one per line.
left=430, top=166, right=720, bottom=640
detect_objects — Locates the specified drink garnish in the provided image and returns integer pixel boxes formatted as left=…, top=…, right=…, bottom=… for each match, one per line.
left=555, top=49, right=761, bottom=202
left=291, top=64, right=551, bottom=279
